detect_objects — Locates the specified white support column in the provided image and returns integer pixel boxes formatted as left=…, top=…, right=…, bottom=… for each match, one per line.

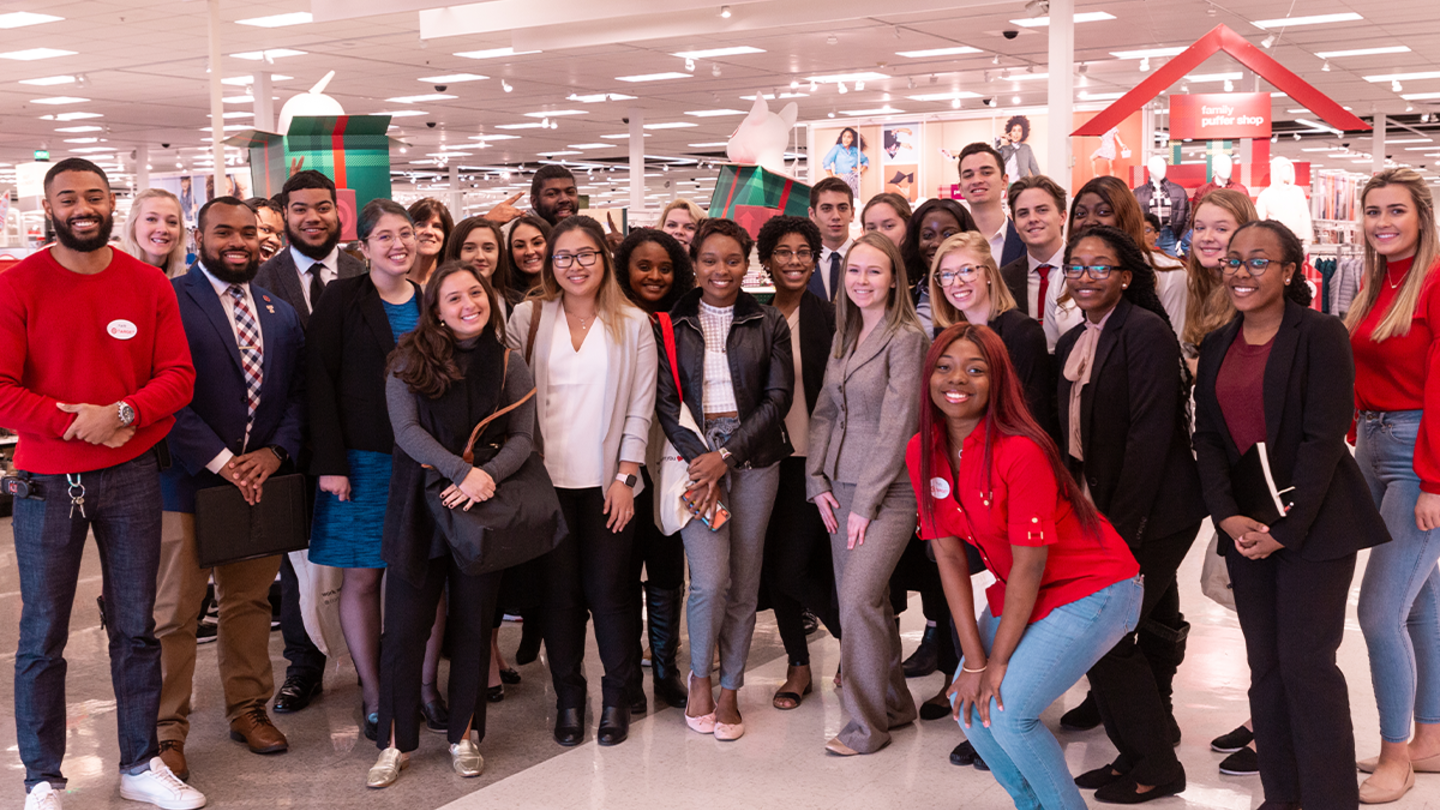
left=1046, top=0, right=1075, bottom=195
left=1373, top=112, right=1387, bottom=176
left=207, top=0, right=225, bottom=197
left=449, top=163, right=462, bottom=217
left=629, top=108, right=644, bottom=218
left=254, top=72, right=275, bottom=133
left=135, top=144, right=150, bottom=192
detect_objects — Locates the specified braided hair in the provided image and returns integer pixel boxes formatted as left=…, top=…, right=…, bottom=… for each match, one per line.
left=1229, top=220, right=1314, bottom=308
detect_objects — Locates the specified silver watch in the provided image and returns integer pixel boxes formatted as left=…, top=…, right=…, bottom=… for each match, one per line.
left=117, top=401, right=136, bottom=427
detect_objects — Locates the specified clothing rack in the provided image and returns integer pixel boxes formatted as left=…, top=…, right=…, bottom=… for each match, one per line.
left=1308, top=242, right=1364, bottom=318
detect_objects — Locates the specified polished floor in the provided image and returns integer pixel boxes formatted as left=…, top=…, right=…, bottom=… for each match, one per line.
left=0, top=515, right=1433, bottom=810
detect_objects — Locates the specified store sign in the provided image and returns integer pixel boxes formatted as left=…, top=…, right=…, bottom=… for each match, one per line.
left=33, top=149, right=48, bottom=161
left=1169, top=92, right=1271, bottom=140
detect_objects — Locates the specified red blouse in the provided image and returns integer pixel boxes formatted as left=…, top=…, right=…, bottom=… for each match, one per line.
left=1351, top=256, right=1440, bottom=492
left=1217, top=331, right=1274, bottom=456
left=906, top=424, right=1139, bottom=624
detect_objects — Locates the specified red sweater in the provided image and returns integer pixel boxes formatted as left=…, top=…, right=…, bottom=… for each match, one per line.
left=906, top=425, right=1138, bottom=624
left=1351, top=256, right=1440, bottom=493
left=0, top=248, right=195, bottom=474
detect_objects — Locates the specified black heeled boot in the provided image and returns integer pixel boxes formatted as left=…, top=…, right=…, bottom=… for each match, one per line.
left=901, top=623, right=939, bottom=678
left=646, top=583, right=688, bottom=709
left=1139, top=614, right=1189, bottom=746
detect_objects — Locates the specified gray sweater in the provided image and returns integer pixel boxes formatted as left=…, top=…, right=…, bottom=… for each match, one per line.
left=385, top=340, right=537, bottom=485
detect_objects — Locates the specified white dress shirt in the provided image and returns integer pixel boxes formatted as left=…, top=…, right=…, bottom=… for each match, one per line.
left=985, top=217, right=1008, bottom=267
left=289, top=244, right=340, bottom=312
left=818, top=238, right=854, bottom=300
left=1026, top=246, right=1066, bottom=323
left=1041, top=255, right=1085, bottom=354
left=542, top=316, right=608, bottom=489
left=197, top=263, right=264, bottom=473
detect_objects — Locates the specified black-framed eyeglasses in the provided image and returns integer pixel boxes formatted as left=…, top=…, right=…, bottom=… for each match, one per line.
left=937, top=266, right=983, bottom=286
left=1222, top=257, right=1274, bottom=276
left=553, top=250, right=600, bottom=269
left=1062, top=264, right=1118, bottom=280
left=771, top=249, right=814, bottom=263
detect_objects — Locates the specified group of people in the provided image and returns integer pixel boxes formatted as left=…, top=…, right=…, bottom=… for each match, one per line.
left=1, top=139, right=1437, bottom=810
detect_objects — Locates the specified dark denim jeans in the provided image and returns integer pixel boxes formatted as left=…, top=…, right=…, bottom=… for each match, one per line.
left=12, top=452, right=162, bottom=790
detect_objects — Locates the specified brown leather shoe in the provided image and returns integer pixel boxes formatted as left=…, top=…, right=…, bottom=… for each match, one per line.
left=229, top=707, right=289, bottom=754
left=158, top=739, right=189, bottom=781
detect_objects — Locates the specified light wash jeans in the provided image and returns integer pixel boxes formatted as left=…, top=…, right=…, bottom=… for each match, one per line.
left=958, top=576, right=1143, bottom=810
left=1356, top=409, right=1440, bottom=742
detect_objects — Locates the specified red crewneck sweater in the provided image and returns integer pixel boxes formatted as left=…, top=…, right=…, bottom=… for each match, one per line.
left=0, top=247, right=195, bottom=474
left=1351, top=256, right=1440, bottom=492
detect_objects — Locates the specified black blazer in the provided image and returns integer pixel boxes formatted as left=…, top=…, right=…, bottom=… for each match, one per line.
left=306, top=273, right=423, bottom=477
left=796, top=291, right=837, bottom=414
left=1193, top=301, right=1390, bottom=561
left=254, top=246, right=367, bottom=329
left=990, top=308, right=1058, bottom=445
left=1056, top=298, right=1206, bottom=547
left=1001, top=255, right=1029, bottom=316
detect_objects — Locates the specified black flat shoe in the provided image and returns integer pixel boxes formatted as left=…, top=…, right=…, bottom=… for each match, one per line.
left=1076, top=764, right=1128, bottom=790
left=1060, top=691, right=1102, bottom=731
left=487, top=684, right=504, bottom=703
left=273, top=675, right=322, bottom=713
left=597, top=705, right=630, bottom=746
left=554, top=707, right=584, bottom=746
left=801, top=610, right=820, bottom=636
left=362, top=708, right=378, bottom=742
left=1094, top=771, right=1186, bottom=804
left=499, top=668, right=521, bottom=685
left=421, top=699, right=449, bottom=733
left=1210, top=725, right=1254, bottom=753
left=919, top=690, right=951, bottom=721
left=1218, top=746, right=1259, bottom=776
left=901, top=625, right=939, bottom=678
left=950, top=741, right=977, bottom=766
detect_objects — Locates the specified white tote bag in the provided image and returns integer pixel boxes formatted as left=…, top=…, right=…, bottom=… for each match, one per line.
left=288, top=550, right=350, bottom=660
left=653, top=313, right=699, bottom=535
left=1199, top=532, right=1236, bottom=612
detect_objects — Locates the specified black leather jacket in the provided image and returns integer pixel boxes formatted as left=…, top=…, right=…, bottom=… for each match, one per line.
left=656, top=289, right=794, bottom=470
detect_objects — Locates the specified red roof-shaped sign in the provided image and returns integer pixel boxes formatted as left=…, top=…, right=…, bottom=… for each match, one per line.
left=1072, top=23, right=1371, bottom=137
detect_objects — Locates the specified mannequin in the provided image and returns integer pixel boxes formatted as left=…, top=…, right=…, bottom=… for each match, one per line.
left=1255, top=156, right=1313, bottom=247
left=1133, top=156, right=1189, bottom=256
left=1191, top=153, right=1251, bottom=208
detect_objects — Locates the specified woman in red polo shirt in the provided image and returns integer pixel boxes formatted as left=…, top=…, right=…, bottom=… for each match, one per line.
left=907, top=322, right=1140, bottom=810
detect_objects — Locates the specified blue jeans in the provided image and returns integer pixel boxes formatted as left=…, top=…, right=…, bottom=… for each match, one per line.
left=958, top=576, right=1143, bottom=810
left=12, top=453, right=163, bottom=790
left=1356, top=409, right=1440, bottom=743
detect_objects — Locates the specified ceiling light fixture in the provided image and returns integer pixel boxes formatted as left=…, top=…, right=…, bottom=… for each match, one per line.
left=1322, top=60, right=1331, bottom=72
left=1110, top=47, right=1186, bottom=59
left=0, top=47, right=76, bottom=61
left=806, top=71, right=889, bottom=84
left=1252, top=12, right=1362, bottom=28
left=896, top=46, right=982, bottom=58
left=855, top=81, right=866, bottom=91
left=386, top=93, right=457, bottom=103
left=1009, top=11, right=1116, bottom=27
left=643, top=122, right=699, bottom=129
left=1316, top=46, right=1411, bottom=58
left=502, top=80, right=513, bottom=92
left=827, top=35, right=838, bottom=46
left=720, top=5, right=732, bottom=18
left=523, top=110, right=585, bottom=117
left=418, top=73, right=488, bottom=83
left=38, top=111, right=101, bottom=121
left=672, top=46, right=762, bottom=59
left=616, top=71, right=691, bottom=82
left=1140, top=57, right=1151, bottom=72
left=992, top=54, right=1001, bottom=65
left=1224, top=79, right=1234, bottom=91
left=837, top=82, right=848, bottom=94
left=30, top=96, right=88, bottom=105
left=0, top=11, right=62, bottom=28
left=712, top=63, right=721, bottom=77
left=685, top=58, right=696, bottom=71
left=684, top=109, right=747, bottom=117
left=1261, top=35, right=1276, bottom=48
left=1394, top=80, right=1404, bottom=93
left=231, top=49, right=307, bottom=60
left=19, top=75, right=75, bottom=86
left=236, top=11, right=313, bottom=27
left=1012, top=95, right=1022, bottom=104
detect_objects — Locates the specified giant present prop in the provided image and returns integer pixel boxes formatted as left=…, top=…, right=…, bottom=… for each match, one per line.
left=709, top=164, right=811, bottom=239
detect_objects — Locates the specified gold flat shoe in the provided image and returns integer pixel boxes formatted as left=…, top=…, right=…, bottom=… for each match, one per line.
left=825, top=737, right=860, bottom=756
left=1359, top=764, right=1415, bottom=804
left=367, top=746, right=409, bottom=789
left=450, top=739, right=485, bottom=778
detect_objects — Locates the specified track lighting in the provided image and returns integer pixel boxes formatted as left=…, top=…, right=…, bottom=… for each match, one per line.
left=1261, top=34, right=1276, bottom=48
left=685, top=58, right=695, bottom=72
left=1393, top=79, right=1403, bottom=93
left=720, top=5, right=731, bottom=18
left=837, top=82, right=847, bottom=94
left=1224, top=79, right=1234, bottom=91
left=1140, top=57, right=1151, bottom=72
left=1322, top=60, right=1330, bottom=72
left=501, top=80, right=512, bottom=93
left=855, top=81, right=865, bottom=91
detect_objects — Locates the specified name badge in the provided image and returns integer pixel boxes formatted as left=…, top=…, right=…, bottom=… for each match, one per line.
left=929, top=477, right=951, bottom=500
left=107, top=319, right=138, bottom=340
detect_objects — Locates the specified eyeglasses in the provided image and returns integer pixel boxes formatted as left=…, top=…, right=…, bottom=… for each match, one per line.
left=553, top=250, right=600, bottom=269
left=1062, top=264, right=1118, bottom=280
left=368, top=231, right=416, bottom=248
left=1222, top=257, right=1275, bottom=276
left=937, top=266, right=983, bottom=286
left=771, top=249, right=814, bottom=263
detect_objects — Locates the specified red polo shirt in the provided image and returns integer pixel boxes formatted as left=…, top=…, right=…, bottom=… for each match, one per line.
left=906, top=424, right=1138, bottom=623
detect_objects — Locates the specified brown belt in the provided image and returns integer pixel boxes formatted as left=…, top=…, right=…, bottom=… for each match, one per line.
left=704, top=411, right=739, bottom=421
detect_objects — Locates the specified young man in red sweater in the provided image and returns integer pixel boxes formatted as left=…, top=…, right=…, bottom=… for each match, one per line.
left=0, top=158, right=205, bottom=810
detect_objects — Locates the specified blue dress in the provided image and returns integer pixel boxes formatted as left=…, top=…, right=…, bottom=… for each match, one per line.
left=308, top=295, right=421, bottom=569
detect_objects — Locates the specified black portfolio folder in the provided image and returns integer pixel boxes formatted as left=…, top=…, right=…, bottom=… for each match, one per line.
left=194, top=473, right=309, bottom=568
left=1231, top=442, right=1292, bottom=526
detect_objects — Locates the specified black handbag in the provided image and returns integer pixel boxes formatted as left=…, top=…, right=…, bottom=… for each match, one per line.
left=422, top=350, right=567, bottom=575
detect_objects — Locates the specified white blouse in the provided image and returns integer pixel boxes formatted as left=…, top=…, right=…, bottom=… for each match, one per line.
left=698, top=301, right=738, bottom=414
left=542, top=315, right=608, bottom=489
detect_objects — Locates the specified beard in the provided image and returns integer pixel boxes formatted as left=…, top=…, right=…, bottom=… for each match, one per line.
left=284, top=220, right=340, bottom=261
left=52, top=211, right=114, bottom=253
left=202, top=244, right=260, bottom=284
left=535, top=198, right=574, bottom=225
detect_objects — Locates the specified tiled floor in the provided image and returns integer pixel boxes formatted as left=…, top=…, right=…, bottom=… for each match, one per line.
left=0, top=516, right=1434, bottom=809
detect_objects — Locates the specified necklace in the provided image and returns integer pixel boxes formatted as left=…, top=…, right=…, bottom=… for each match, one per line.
left=1387, top=267, right=1404, bottom=290
left=564, top=306, right=595, bottom=330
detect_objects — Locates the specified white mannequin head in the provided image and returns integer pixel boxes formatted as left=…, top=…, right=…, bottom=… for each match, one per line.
left=1148, top=155, right=1168, bottom=184
left=1213, top=153, right=1233, bottom=182
left=1271, top=155, right=1295, bottom=186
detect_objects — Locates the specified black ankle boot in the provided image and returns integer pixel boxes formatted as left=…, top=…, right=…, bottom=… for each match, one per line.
left=553, top=706, right=584, bottom=746
left=1139, top=614, right=1189, bottom=745
left=597, top=705, right=630, bottom=746
left=902, top=624, right=939, bottom=678
left=646, top=584, right=688, bottom=709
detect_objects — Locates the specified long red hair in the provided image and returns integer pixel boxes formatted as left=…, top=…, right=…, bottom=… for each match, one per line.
left=917, top=323, right=1101, bottom=537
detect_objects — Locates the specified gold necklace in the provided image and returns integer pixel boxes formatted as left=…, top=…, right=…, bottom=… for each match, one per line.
left=565, top=307, right=595, bottom=330
left=1387, top=267, right=1404, bottom=289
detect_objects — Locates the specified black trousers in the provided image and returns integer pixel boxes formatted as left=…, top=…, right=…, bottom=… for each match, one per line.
left=377, top=554, right=501, bottom=751
left=1229, top=545, right=1359, bottom=810
left=761, top=456, right=842, bottom=666
left=630, top=469, right=686, bottom=590
left=1086, top=522, right=1199, bottom=786
left=545, top=487, right=639, bottom=708
left=279, top=554, right=326, bottom=681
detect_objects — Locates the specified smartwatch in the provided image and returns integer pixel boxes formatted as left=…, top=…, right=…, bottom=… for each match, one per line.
left=117, top=401, right=136, bottom=427
left=268, top=445, right=290, bottom=464
left=615, top=473, right=637, bottom=488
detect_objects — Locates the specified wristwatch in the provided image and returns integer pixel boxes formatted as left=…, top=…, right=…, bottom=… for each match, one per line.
left=615, top=473, right=637, bottom=488
left=718, top=447, right=734, bottom=464
left=117, top=401, right=135, bottom=427
left=268, top=445, right=290, bottom=464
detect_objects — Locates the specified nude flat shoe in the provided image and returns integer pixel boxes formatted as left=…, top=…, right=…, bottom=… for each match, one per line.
left=1359, top=764, right=1415, bottom=804
left=825, top=737, right=860, bottom=756
left=713, top=719, right=745, bottom=741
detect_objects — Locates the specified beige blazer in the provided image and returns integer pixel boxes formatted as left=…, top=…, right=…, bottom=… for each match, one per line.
left=805, top=324, right=930, bottom=520
left=505, top=297, right=658, bottom=494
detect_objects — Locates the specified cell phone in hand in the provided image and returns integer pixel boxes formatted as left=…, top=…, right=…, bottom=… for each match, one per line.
left=681, top=489, right=731, bottom=531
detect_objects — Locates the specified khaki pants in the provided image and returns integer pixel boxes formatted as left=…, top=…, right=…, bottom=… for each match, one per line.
left=154, top=511, right=282, bottom=742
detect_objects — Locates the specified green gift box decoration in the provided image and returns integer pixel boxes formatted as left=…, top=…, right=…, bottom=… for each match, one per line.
left=709, top=164, right=812, bottom=237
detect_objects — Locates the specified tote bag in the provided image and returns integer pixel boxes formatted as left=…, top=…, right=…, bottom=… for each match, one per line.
left=652, top=313, right=702, bottom=535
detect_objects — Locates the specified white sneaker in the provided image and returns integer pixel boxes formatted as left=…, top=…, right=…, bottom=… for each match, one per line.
left=25, top=782, right=62, bottom=810
left=118, top=758, right=206, bottom=809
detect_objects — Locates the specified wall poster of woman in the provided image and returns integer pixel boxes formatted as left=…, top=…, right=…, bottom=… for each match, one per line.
left=822, top=127, right=869, bottom=201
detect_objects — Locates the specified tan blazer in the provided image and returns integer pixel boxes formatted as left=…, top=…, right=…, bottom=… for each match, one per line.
left=805, top=324, right=930, bottom=520
left=505, top=297, right=658, bottom=494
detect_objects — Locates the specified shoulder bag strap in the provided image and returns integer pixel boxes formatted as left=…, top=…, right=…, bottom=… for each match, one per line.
left=657, top=312, right=683, bottom=406
left=524, top=302, right=541, bottom=366
left=460, top=348, right=536, bottom=464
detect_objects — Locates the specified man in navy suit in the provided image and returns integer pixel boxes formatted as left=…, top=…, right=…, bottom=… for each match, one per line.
left=153, top=197, right=305, bottom=780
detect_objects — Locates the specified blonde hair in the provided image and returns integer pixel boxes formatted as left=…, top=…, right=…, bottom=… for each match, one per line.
left=928, top=232, right=1017, bottom=330
left=1345, top=168, right=1440, bottom=341
left=122, top=189, right=188, bottom=277
left=1183, top=189, right=1256, bottom=346
left=833, top=232, right=925, bottom=357
left=536, top=215, right=643, bottom=345
left=659, top=198, right=705, bottom=227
